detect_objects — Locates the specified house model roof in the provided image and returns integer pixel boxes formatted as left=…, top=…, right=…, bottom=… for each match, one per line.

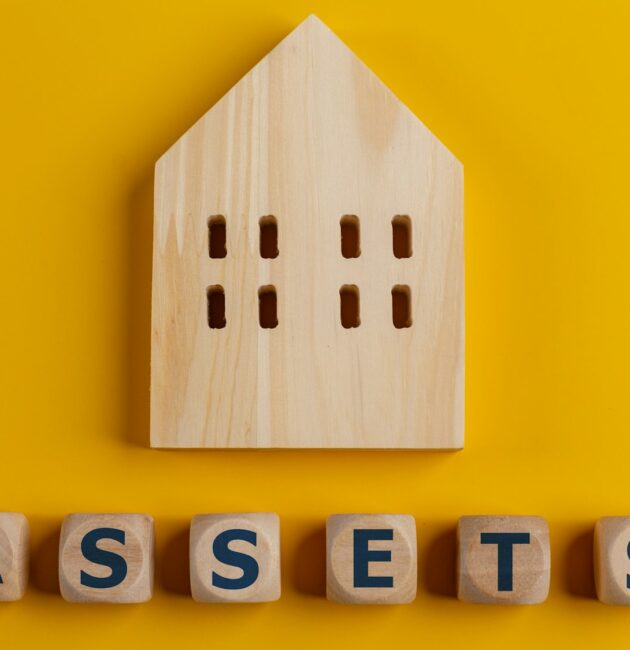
left=151, top=15, right=464, bottom=448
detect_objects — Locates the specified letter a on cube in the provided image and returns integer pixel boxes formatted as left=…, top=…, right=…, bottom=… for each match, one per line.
left=0, top=513, right=29, bottom=601
left=59, top=513, right=154, bottom=603
left=594, top=516, right=630, bottom=605
left=326, top=514, right=417, bottom=604
left=190, top=513, right=281, bottom=603
left=457, top=515, right=550, bottom=604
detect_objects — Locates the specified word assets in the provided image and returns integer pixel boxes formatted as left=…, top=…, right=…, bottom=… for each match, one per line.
left=0, top=512, right=628, bottom=604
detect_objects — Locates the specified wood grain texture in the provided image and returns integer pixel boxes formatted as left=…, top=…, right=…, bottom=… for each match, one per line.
left=0, top=513, right=29, bottom=601
left=457, top=516, right=550, bottom=604
left=151, top=15, right=464, bottom=448
left=190, top=513, right=281, bottom=603
left=59, top=513, right=154, bottom=603
left=594, top=516, right=630, bottom=605
left=326, top=514, right=417, bottom=604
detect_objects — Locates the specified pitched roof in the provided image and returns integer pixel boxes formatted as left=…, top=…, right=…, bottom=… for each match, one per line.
left=159, top=14, right=459, bottom=168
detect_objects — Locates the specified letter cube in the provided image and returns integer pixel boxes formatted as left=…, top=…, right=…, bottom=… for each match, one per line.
left=190, top=513, right=281, bottom=603
left=594, top=516, right=630, bottom=604
left=59, top=513, right=154, bottom=603
left=326, top=514, right=417, bottom=604
left=457, top=515, right=550, bottom=604
left=0, top=513, right=29, bottom=601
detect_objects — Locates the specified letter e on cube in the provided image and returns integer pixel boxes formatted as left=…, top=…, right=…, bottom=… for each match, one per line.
left=326, top=514, right=417, bottom=604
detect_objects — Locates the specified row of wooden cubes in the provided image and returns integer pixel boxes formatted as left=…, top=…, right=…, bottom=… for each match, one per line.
left=1, top=512, right=629, bottom=604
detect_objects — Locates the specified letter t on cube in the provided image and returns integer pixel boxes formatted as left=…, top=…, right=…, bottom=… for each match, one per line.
left=326, top=514, right=417, bottom=604
left=457, top=515, right=550, bottom=604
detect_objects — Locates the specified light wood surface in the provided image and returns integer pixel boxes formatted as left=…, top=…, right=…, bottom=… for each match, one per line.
left=59, top=513, right=154, bottom=603
left=326, top=514, right=417, bottom=604
left=151, top=14, right=464, bottom=448
left=457, top=516, right=550, bottom=604
left=594, top=516, right=630, bottom=605
left=0, top=513, right=29, bottom=601
left=190, top=513, right=281, bottom=603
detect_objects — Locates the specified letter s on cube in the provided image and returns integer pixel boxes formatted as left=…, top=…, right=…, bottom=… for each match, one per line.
left=58, top=513, right=154, bottom=603
left=189, top=513, right=281, bottom=603
left=326, top=514, right=417, bottom=604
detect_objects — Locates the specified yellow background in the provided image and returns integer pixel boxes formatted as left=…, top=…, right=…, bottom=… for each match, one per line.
left=1, top=0, right=630, bottom=647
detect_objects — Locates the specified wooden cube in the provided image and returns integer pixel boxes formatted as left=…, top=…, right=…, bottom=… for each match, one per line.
left=594, top=516, right=630, bottom=604
left=0, top=513, right=29, bottom=601
left=190, top=513, right=281, bottom=603
left=457, top=515, right=550, bottom=604
left=326, top=514, right=417, bottom=604
left=59, top=513, right=154, bottom=603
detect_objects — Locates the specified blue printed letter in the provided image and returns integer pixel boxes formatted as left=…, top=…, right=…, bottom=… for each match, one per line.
left=353, top=529, right=394, bottom=588
left=212, top=529, right=259, bottom=590
left=80, top=527, right=128, bottom=589
left=480, top=532, right=530, bottom=591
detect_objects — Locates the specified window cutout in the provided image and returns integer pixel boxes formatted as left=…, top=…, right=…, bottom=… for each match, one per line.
left=259, top=216, right=278, bottom=259
left=208, top=216, right=227, bottom=258
left=207, top=285, right=226, bottom=329
left=340, top=215, right=360, bottom=258
left=258, top=285, right=278, bottom=328
left=392, top=215, right=412, bottom=258
left=340, top=285, right=360, bottom=328
left=392, top=285, right=412, bottom=328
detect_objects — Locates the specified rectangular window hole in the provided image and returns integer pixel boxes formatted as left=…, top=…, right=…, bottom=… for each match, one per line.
left=208, top=216, right=227, bottom=258
left=207, top=285, right=226, bottom=329
left=392, top=285, right=412, bottom=328
left=258, top=285, right=278, bottom=328
left=392, top=215, right=412, bottom=258
left=259, top=216, right=279, bottom=259
left=340, top=285, right=360, bottom=328
left=340, top=215, right=361, bottom=258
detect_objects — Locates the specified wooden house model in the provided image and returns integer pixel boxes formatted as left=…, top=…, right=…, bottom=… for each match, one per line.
left=150, top=15, right=464, bottom=448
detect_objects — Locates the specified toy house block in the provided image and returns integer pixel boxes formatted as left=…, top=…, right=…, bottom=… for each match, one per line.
left=457, top=516, right=550, bottom=604
left=0, top=513, right=29, bottom=601
left=326, top=514, right=417, bottom=604
left=150, top=14, right=464, bottom=449
left=594, top=516, right=630, bottom=605
left=190, top=513, right=281, bottom=603
left=59, top=513, right=154, bottom=603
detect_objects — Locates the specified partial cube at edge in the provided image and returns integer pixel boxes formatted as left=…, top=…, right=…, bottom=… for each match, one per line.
left=327, top=514, right=417, bottom=604
left=59, top=513, right=154, bottom=603
left=0, top=513, right=29, bottom=601
left=457, top=515, right=550, bottom=604
left=594, top=516, right=630, bottom=605
left=190, top=513, right=281, bottom=603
